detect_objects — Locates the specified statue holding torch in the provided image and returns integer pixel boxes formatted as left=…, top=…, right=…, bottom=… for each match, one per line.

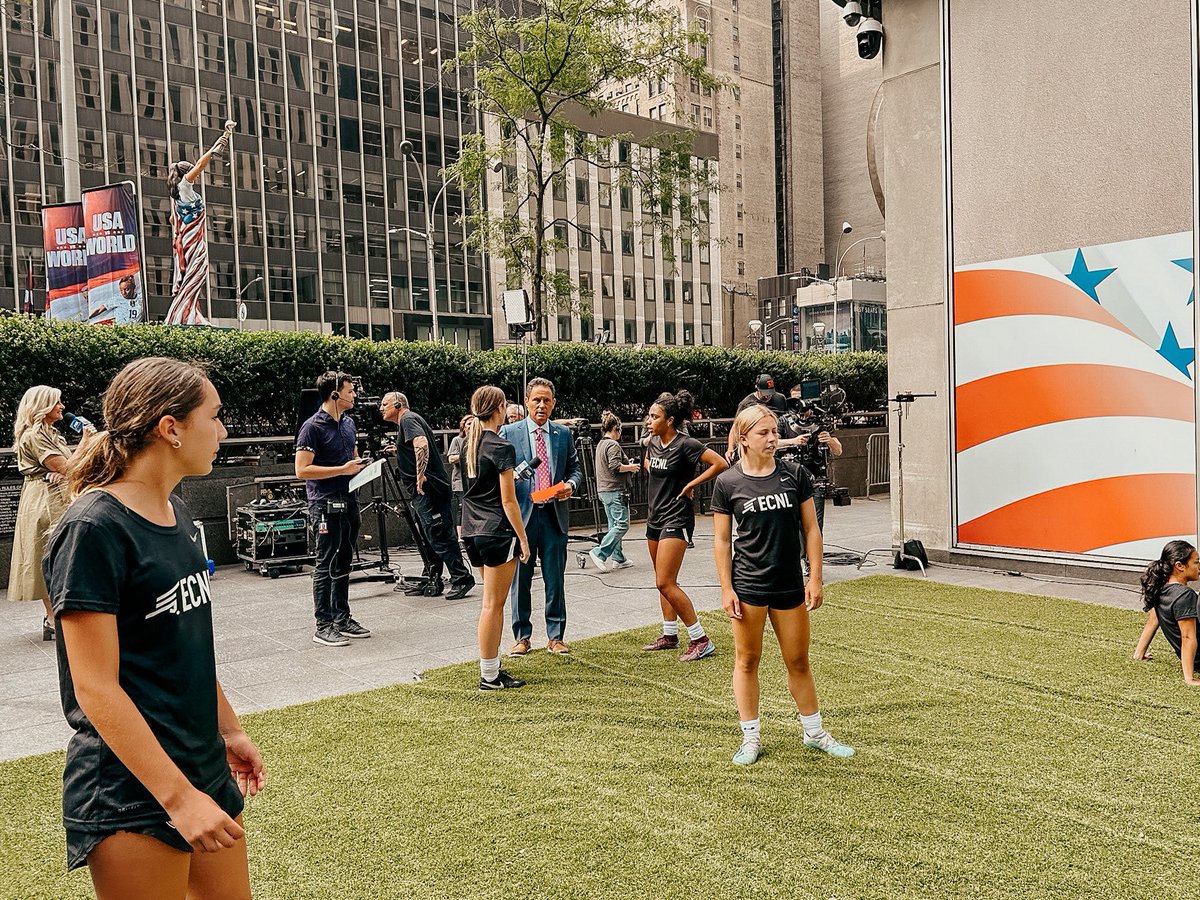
left=164, top=120, right=236, bottom=326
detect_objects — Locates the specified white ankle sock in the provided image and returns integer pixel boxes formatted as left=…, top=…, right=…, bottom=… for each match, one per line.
left=685, top=621, right=705, bottom=641
left=740, top=719, right=761, bottom=744
left=799, top=711, right=823, bottom=739
left=662, top=620, right=679, bottom=637
left=480, top=657, right=500, bottom=682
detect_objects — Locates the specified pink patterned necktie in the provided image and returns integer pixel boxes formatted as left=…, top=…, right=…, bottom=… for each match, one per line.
left=535, top=427, right=552, bottom=492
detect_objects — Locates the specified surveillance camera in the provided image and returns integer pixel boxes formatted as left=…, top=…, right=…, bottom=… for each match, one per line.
left=856, top=17, right=883, bottom=60
left=842, top=0, right=862, bottom=26
left=488, top=157, right=503, bottom=174
left=841, top=221, right=853, bottom=235
left=399, top=139, right=414, bottom=156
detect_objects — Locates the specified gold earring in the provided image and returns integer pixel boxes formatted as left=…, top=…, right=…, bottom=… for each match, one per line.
left=172, top=440, right=182, bottom=449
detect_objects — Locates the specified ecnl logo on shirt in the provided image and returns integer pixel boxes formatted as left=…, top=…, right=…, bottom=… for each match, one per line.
left=648, top=457, right=671, bottom=471
left=741, top=493, right=795, bottom=515
left=146, top=570, right=212, bottom=620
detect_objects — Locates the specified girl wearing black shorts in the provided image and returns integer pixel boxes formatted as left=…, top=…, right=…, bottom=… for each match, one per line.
left=711, top=403, right=853, bottom=765
left=461, top=385, right=532, bottom=690
left=44, top=357, right=265, bottom=898
left=642, top=390, right=727, bottom=661
left=1139, top=540, right=1200, bottom=685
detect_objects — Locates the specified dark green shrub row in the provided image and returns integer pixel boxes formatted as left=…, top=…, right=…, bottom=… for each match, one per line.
left=0, top=317, right=887, bottom=440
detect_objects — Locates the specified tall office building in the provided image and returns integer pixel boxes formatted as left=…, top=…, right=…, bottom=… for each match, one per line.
left=0, top=0, right=494, bottom=347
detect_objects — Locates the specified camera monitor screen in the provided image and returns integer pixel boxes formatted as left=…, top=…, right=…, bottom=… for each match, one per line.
left=800, top=379, right=822, bottom=400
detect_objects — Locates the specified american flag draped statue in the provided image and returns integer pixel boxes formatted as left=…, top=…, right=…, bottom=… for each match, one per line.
left=164, top=121, right=235, bottom=326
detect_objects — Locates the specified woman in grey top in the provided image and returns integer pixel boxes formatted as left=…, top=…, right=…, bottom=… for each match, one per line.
left=588, top=411, right=640, bottom=572
left=447, top=415, right=470, bottom=539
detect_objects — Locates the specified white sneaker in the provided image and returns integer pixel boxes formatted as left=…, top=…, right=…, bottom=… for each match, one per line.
left=610, top=559, right=634, bottom=570
left=588, top=547, right=609, bottom=572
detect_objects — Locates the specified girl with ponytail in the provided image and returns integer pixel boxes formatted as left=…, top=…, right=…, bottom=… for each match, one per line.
left=44, top=357, right=264, bottom=895
left=460, top=386, right=531, bottom=690
left=1136, top=540, right=1200, bottom=684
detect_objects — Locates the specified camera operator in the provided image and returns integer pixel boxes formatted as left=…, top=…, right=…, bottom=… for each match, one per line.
left=728, top=374, right=789, bottom=460
left=777, top=399, right=841, bottom=532
left=381, top=392, right=476, bottom=601
left=295, top=372, right=372, bottom=647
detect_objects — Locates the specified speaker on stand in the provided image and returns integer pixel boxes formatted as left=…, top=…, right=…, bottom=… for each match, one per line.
left=503, top=288, right=536, bottom=393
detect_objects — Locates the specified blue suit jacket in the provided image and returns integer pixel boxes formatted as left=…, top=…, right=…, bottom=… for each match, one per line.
left=499, top=418, right=581, bottom=533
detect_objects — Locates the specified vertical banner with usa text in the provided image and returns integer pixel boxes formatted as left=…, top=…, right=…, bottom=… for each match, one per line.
left=41, top=202, right=88, bottom=321
left=81, top=182, right=144, bottom=324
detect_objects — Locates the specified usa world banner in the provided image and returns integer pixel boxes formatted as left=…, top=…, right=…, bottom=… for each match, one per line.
left=41, top=202, right=88, bottom=321
left=953, top=231, right=1196, bottom=561
left=81, top=182, right=144, bottom=324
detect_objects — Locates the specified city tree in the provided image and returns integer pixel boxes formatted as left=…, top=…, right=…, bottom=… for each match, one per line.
left=446, top=0, right=722, bottom=339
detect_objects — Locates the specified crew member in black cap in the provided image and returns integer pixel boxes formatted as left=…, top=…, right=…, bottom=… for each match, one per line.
left=729, top=374, right=789, bottom=459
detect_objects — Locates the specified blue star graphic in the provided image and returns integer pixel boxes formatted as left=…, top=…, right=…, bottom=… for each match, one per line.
left=1065, top=248, right=1116, bottom=302
left=1158, top=323, right=1194, bottom=378
left=1172, top=257, right=1194, bottom=305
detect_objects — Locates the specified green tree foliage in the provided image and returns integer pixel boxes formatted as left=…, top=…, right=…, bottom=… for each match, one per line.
left=0, top=319, right=887, bottom=441
left=447, top=0, right=722, bottom=336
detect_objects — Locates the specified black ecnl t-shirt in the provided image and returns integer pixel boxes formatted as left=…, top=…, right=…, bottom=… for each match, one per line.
left=1155, top=582, right=1199, bottom=668
left=461, top=430, right=516, bottom=538
left=710, top=460, right=815, bottom=599
left=43, top=491, right=239, bottom=830
left=646, top=434, right=705, bottom=529
left=395, top=411, right=450, bottom=493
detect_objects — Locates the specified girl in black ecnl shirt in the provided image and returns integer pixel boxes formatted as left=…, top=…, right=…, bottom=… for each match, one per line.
left=1138, top=540, right=1200, bottom=685
left=641, top=390, right=727, bottom=661
left=711, top=404, right=854, bottom=766
left=461, top=385, right=531, bottom=690
left=44, top=358, right=264, bottom=897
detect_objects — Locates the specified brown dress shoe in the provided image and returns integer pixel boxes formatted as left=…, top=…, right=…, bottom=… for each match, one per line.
left=509, top=638, right=531, bottom=657
left=547, top=639, right=571, bottom=655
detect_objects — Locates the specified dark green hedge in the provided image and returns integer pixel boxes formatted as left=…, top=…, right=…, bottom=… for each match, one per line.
left=0, top=317, right=887, bottom=440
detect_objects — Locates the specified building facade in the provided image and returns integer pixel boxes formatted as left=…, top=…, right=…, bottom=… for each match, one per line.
left=1, top=0, right=494, bottom=347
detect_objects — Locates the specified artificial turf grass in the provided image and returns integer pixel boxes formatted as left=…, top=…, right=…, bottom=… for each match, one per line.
left=2, top=575, right=1198, bottom=899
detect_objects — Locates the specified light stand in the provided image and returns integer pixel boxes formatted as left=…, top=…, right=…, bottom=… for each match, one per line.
left=858, top=391, right=936, bottom=576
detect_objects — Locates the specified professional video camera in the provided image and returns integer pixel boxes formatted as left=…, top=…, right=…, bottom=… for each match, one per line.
left=778, top=382, right=848, bottom=480
left=347, top=376, right=392, bottom=457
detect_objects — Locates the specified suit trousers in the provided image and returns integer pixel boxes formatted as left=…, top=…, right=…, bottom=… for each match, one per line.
left=510, top=505, right=568, bottom=642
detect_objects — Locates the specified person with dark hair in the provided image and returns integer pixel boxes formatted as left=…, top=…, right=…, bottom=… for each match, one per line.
left=1138, top=540, right=1200, bottom=684
left=589, top=411, right=640, bottom=572
left=712, top=403, right=854, bottom=765
left=642, top=389, right=727, bottom=660
left=45, top=357, right=264, bottom=897
left=728, top=374, right=789, bottom=461
left=381, top=391, right=475, bottom=600
left=295, top=372, right=371, bottom=647
left=499, top=377, right=581, bottom=656
left=462, top=386, right=531, bottom=690
left=165, top=122, right=234, bottom=326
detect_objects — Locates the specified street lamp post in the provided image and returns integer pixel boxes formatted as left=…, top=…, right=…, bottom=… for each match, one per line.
left=236, top=276, right=264, bottom=332
left=398, top=139, right=454, bottom=342
left=834, top=230, right=885, bottom=279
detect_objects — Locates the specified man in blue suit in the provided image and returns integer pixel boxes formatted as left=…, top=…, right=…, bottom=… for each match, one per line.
left=499, top=376, right=581, bottom=656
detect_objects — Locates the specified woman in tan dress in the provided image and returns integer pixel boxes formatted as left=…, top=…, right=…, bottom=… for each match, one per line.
left=8, top=385, right=74, bottom=639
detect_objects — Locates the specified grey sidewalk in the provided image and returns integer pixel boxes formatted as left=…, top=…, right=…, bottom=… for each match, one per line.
left=0, top=496, right=1140, bottom=762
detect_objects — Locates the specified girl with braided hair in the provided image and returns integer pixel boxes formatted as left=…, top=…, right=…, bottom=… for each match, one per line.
left=1137, top=540, right=1200, bottom=684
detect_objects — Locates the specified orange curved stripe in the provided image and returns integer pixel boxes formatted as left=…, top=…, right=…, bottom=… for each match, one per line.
left=955, top=365, right=1195, bottom=452
left=954, top=269, right=1135, bottom=336
left=958, top=474, right=1196, bottom=553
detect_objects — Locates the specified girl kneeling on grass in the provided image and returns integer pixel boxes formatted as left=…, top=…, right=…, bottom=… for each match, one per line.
left=711, top=404, right=854, bottom=766
left=461, top=385, right=531, bottom=691
left=45, top=357, right=265, bottom=898
left=641, top=389, right=728, bottom=661
left=1139, top=540, right=1200, bottom=686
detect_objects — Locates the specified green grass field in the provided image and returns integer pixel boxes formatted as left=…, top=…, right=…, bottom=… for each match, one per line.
left=2, top=576, right=1197, bottom=899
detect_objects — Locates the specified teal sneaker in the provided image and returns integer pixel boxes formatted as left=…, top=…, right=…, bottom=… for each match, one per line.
left=803, top=731, right=854, bottom=758
left=732, top=740, right=761, bottom=766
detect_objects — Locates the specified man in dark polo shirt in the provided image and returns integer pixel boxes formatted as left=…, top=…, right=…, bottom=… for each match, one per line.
left=295, top=372, right=372, bottom=647
left=381, top=391, right=475, bottom=600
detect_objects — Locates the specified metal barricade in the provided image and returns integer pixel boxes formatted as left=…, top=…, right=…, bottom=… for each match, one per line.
left=866, top=431, right=890, bottom=498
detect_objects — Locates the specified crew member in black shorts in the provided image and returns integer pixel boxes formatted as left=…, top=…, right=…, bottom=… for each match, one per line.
left=461, top=385, right=532, bottom=691
left=44, top=357, right=264, bottom=897
left=711, top=403, right=854, bottom=766
left=642, top=389, right=727, bottom=661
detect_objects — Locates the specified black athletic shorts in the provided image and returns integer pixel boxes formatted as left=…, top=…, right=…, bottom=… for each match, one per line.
left=738, top=591, right=805, bottom=611
left=64, top=773, right=244, bottom=870
left=463, top=533, right=519, bottom=568
left=645, top=521, right=694, bottom=543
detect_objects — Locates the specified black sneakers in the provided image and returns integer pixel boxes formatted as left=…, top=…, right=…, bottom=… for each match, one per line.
left=313, top=625, right=349, bottom=647
left=446, top=577, right=477, bottom=601
left=338, top=618, right=371, bottom=639
left=479, top=669, right=527, bottom=691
